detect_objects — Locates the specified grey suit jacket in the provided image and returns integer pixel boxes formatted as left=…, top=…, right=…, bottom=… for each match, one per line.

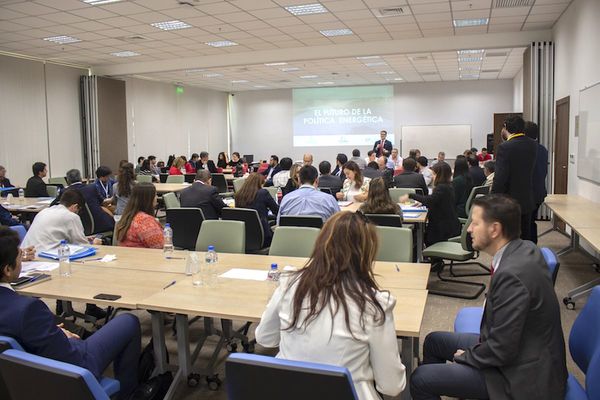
left=455, top=239, right=567, bottom=400
left=393, top=171, right=428, bottom=195
left=179, top=182, right=226, bottom=220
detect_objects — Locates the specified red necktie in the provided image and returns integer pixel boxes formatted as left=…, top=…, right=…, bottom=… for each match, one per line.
left=378, top=141, right=383, bottom=156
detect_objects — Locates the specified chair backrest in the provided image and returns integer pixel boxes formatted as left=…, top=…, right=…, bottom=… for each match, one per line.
left=136, top=175, right=152, bottom=183
left=319, top=187, right=333, bottom=195
left=46, top=185, right=58, bottom=198
left=162, top=192, right=180, bottom=209
left=9, top=225, right=27, bottom=243
left=375, top=226, right=413, bottom=262
left=464, top=185, right=491, bottom=216
left=269, top=227, right=320, bottom=257
left=264, top=186, right=278, bottom=202
left=48, top=177, right=68, bottom=187
left=0, top=336, right=24, bottom=351
left=365, top=213, right=403, bottom=227
left=569, top=286, right=600, bottom=400
left=211, top=174, right=229, bottom=193
left=184, top=174, right=195, bottom=184
left=166, top=175, right=184, bottom=184
left=225, top=353, right=358, bottom=400
left=0, top=349, right=110, bottom=400
left=540, top=247, right=560, bottom=286
left=279, top=215, right=323, bottom=229
left=166, top=208, right=205, bottom=250
left=221, top=208, right=264, bottom=252
left=460, top=213, right=474, bottom=252
left=81, top=203, right=94, bottom=236
left=242, top=154, right=254, bottom=164
left=233, top=178, right=246, bottom=193
left=388, top=187, right=417, bottom=203
left=159, top=173, right=169, bottom=183
left=196, top=220, right=245, bottom=254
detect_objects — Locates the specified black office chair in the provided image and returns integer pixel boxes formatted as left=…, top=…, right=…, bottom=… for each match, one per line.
left=279, top=215, right=323, bottom=229
left=184, top=174, right=195, bottom=183
left=80, top=203, right=95, bottom=236
left=319, top=187, right=335, bottom=197
left=166, top=207, right=205, bottom=250
left=242, top=154, right=254, bottom=164
left=159, top=173, right=169, bottom=183
left=365, top=213, right=403, bottom=227
left=221, top=208, right=268, bottom=254
left=211, top=174, right=234, bottom=197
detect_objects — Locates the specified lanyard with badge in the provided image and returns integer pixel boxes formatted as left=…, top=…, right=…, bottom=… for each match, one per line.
left=99, top=181, right=110, bottom=198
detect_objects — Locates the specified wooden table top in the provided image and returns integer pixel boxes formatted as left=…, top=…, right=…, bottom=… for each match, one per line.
left=340, top=202, right=428, bottom=223
left=544, top=194, right=600, bottom=229
left=153, top=183, right=192, bottom=193
left=570, top=228, right=600, bottom=254
left=2, top=197, right=54, bottom=213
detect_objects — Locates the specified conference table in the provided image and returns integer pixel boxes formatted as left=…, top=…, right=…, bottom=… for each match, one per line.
left=19, top=246, right=429, bottom=400
left=154, top=183, right=192, bottom=194
left=2, top=196, right=54, bottom=214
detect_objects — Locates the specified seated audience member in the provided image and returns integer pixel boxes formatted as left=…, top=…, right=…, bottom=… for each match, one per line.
left=217, top=152, right=228, bottom=169
left=0, top=204, right=20, bottom=226
left=228, top=152, right=243, bottom=168
left=261, top=155, right=281, bottom=182
left=94, top=166, right=114, bottom=200
left=410, top=195, right=567, bottom=400
left=277, top=165, right=340, bottom=223
left=235, top=173, right=279, bottom=246
left=467, top=155, right=486, bottom=187
left=169, top=157, right=185, bottom=175
left=256, top=211, right=406, bottom=399
left=282, top=163, right=301, bottom=196
left=116, top=183, right=163, bottom=249
left=394, top=158, right=428, bottom=195
left=148, top=155, right=161, bottom=175
left=377, top=156, right=395, bottom=188
left=390, top=148, right=403, bottom=169
left=22, top=189, right=101, bottom=250
left=337, top=161, right=370, bottom=203
left=478, top=147, right=492, bottom=162
left=363, top=161, right=383, bottom=179
left=431, top=151, right=445, bottom=167
left=25, top=162, right=49, bottom=198
left=408, top=149, right=421, bottom=160
left=135, top=156, right=145, bottom=174
left=166, top=155, right=175, bottom=168
left=483, top=160, right=495, bottom=187
left=463, top=149, right=473, bottom=158
left=271, top=157, right=293, bottom=188
left=186, top=153, right=199, bottom=173
left=350, top=149, right=367, bottom=169
left=179, top=170, right=227, bottom=220
left=332, top=153, right=348, bottom=181
left=401, top=162, right=460, bottom=246
left=138, top=159, right=158, bottom=182
left=452, top=157, right=474, bottom=218
left=360, top=177, right=402, bottom=216
left=156, top=160, right=165, bottom=169
left=198, top=151, right=218, bottom=173
left=416, top=157, right=433, bottom=188
left=0, top=226, right=142, bottom=399
left=112, top=162, right=135, bottom=215
left=0, top=165, right=13, bottom=188
left=316, top=161, right=342, bottom=194
left=364, top=150, right=377, bottom=166
left=303, top=153, right=314, bottom=166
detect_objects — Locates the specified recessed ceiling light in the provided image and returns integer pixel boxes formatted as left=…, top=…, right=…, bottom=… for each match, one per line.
left=364, top=62, right=387, bottom=67
left=300, top=75, right=318, bottom=79
left=460, top=74, right=479, bottom=79
left=231, top=80, right=249, bottom=83
left=317, top=81, right=334, bottom=85
left=204, top=73, right=223, bottom=78
left=457, top=49, right=485, bottom=55
left=458, top=56, right=483, bottom=62
left=285, top=3, right=328, bottom=16
left=281, top=67, right=301, bottom=72
left=264, top=62, right=287, bottom=66
left=356, top=55, right=380, bottom=60
left=43, top=35, right=81, bottom=44
left=320, top=29, right=353, bottom=37
left=376, top=71, right=395, bottom=75
left=151, top=20, right=191, bottom=31
left=205, top=40, right=238, bottom=47
left=111, top=51, right=140, bottom=57
left=185, top=69, right=204, bottom=74
left=453, top=18, right=489, bottom=27
left=82, top=0, right=122, bottom=5
left=393, top=77, right=404, bottom=81
left=254, top=85, right=268, bottom=88
left=459, top=66, right=481, bottom=71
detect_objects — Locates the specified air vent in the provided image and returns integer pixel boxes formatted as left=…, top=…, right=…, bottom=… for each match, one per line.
left=119, top=35, right=150, bottom=43
left=486, top=51, right=509, bottom=57
left=410, top=56, right=429, bottom=61
left=374, top=7, right=406, bottom=17
left=494, top=0, right=533, bottom=8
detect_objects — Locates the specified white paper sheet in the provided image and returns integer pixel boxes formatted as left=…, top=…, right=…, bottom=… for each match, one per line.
left=21, top=261, right=59, bottom=273
left=337, top=201, right=353, bottom=207
left=219, top=268, right=269, bottom=281
left=41, top=244, right=86, bottom=257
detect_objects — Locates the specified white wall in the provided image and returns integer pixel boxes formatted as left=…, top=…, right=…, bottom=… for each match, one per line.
left=0, top=55, right=85, bottom=185
left=513, top=68, right=524, bottom=112
left=553, top=0, right=600, bottom=199
left=231, top=80, right=513, bottom=164
left=124, top=78, right=228, bottom=164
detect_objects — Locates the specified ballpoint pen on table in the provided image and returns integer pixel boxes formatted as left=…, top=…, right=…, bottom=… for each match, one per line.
left=163, top=280, right=177, bottom=290
left=72, top=257, right=103, bottom=264
left=395, top=264, right=400, bottom=272
left=166, top=257, right=185, bottom=260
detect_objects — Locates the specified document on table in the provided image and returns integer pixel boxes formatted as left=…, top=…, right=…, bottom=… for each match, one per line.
left=219, top=268, right=269, bottom=281
left=337, top=201, right=353, bottom=207
left=36, top=199, right=54, bottom=205
left=403, top=212, right=421, bottom=219
left=41, top=244, right=86, bottom=257
left=20, top=261, right=59, bottom=275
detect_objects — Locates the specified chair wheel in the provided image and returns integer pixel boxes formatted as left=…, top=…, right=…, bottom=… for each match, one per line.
left=226, top=342, right=238, bottom=353
left=243, top=342, right=255, bottom=353
left=187, top=373, right=200, bottom=387
left=207, top=375, right=221, bottom=390
left=563, top=297, right=576, bottom=310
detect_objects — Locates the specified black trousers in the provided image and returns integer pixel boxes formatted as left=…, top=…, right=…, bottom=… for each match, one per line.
left=410, top=332, right=489, bottom=400
left=530, top=203, right=542, bottom=244
left=520, top=212, right=532, bottom=241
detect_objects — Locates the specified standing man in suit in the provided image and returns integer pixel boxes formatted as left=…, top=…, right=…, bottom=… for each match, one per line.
left=373, top=130, right=392, bottom=157
left=197, top=151, right=218, bottom=173
left=491, top=115, right=537, bottom=241
left=524, top=121, right=548, bottom=244
left=180, top=170, right=227, bottom=220
left=24, top=162, right=49, bottom=198
left=410, top=194, right=567, bottom=400
left=393, top=158, right=428, bottom=195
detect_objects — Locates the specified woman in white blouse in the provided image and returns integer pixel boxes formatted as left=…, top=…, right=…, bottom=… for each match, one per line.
left=336, top=161, right=370, bottom=202
left=255, top=211, right=406, bottom=400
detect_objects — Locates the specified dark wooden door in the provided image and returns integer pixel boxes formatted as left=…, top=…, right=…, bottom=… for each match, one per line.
left=554, top=96, right=569, bottom=195
left=493, top=113, right=523, bottom=154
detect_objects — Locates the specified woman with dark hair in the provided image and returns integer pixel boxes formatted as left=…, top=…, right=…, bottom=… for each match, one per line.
left=116, top=183, right=163, bottom=248
left=227, top=152, right=242, bottom=168
left=217, top=152, right=228, bottom=169
left=360, top=177, right=401, bottom=216
left=337, top=160, right=370, bottom=202
left=112, top=162, right=135, bottom=215
left=234, top=173, right=279, bottom=245
left=400, top=161, right=460, bottom=246
left=255, top=211, right=406, bottom=399
left=452, top=157, right=473, bottom=218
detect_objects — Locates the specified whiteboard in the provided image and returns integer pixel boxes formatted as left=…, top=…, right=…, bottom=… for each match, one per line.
left=577, top=82, right=600, bottom=183
left=401, top=125, right=472, bottom=159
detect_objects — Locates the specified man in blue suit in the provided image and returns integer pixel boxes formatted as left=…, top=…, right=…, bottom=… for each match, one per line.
left=0, top=227, right=141, bottom=399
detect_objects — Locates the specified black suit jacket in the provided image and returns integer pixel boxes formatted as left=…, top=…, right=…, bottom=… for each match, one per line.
left=179, top=182, right=227, bottom=220
left=469, top=166, right=486, bottom=187
left=394, top=171, right=428, bottom=196
left=198, top=160, right=217, bottom=174
left=25, top=176, right=48, bottom=197
left=492, top=136, right=537, bottom=213
left=372, top=139, right=393, bottom=157
left=533, top=143, right=548, bottom=205
left=317, top=174, right=342, bottom=194
left=410, top=183, right=460, bottom=245
left=263, top=165, right=282, bottom=180
left=455, top=239, right=567, bottom=400
left=362, top=167, right=383, bottom=180
left=331, top=166, right=346, bottom=182
left=70, top=183, right=115, bottom=234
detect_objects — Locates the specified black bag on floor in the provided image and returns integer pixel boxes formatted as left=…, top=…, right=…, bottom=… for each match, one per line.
left=137, top=339, right=170, bottom=384
left=128, top=372, right=173, bottom=400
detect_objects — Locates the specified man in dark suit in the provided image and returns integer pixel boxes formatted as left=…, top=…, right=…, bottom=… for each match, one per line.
left=261, top=155, right=281, bottom=182
left=524, top=121, right=548, bottom=244
left=377, top=156, right=394, bottom=188
left=24, top=162, right=49, bottom=197
left=317, top=161, right=342, bottom=194
left=197, top=151, right=218, bottom=173
left=410, top=195, right=567, bottom=400
left=331, top=153, right=348, bottom=182
left=467, top=155, right=486, bottom=186
left=362, top=161, right=382, bottom=179
left=0, top=227, right=142, bottom=399
left=180, top=170, right=227, bottom=220
left=492, top=114, right=537, bottom=241
left=393, top=158, right=428, bottom=195
left=372, top=130, right=393, bottom=157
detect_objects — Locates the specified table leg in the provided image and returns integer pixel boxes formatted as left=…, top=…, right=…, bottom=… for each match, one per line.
left=416, top=223, right=424, bottom=263
left=399, top=336, right=417, bottom=400
left=150, top=312, right=168, bottom=374
left=176, top=314, right=192, bottom=377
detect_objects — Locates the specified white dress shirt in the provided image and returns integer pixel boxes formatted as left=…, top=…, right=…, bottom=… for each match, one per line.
left=255, top=275, right=406, bottom=400
left=21, top=204, right=89, bottom=252
left=420, top=166, right=433, bottom=187
left=272, top=170, right=291, bottom=188
left=0, top=282, right=14, bottom=292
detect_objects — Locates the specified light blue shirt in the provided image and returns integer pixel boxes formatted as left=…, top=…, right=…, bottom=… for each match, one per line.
left=277, top=184, right=341, bottom=224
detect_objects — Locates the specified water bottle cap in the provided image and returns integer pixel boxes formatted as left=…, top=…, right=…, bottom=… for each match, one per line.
left=165, top=223, right=170, bottom=228
left=60, top=240, right=67, bottom=244
left=271, top=263, right=277, bottom=270
left=208, top=245, right=214, bottom=251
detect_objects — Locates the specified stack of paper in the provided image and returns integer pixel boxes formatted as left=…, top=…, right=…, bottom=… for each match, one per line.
left=39, top=245, right=96, bottom=261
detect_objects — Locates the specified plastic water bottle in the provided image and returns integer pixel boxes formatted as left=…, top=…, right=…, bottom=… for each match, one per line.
left=204, top=246, right=218, bottom=286
left=18, top=188, right=25, bottom=204
left=267, top=263, right=280, bottom=282
left=163, top=223, right=174, bottom=258
left=58, top=240, right=71, bottom=277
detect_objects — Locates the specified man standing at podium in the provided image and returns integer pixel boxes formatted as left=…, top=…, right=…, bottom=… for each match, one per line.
left=373, top=130, right=392, bottom=157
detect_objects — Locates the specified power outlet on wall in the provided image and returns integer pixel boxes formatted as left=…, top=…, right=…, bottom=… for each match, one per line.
left=569, top=154, right=575, bottom=164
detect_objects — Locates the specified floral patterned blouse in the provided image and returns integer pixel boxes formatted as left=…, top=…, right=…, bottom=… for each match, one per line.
left=119, top=212, right=164, bottom=249
left=340, top=177, right=371, bottom=202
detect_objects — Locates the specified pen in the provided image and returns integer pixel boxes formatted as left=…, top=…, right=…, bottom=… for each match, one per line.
left=163, top=280, right=176, bottom=290
left=72, top=257, right=103, bottom=264
left=166, top=257, right=185, bottom=260
left=395, top=264, right=400, bottom=272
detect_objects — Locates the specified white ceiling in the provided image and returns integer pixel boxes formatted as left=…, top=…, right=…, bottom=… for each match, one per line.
left=0, top=0, right=572, bottom=91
